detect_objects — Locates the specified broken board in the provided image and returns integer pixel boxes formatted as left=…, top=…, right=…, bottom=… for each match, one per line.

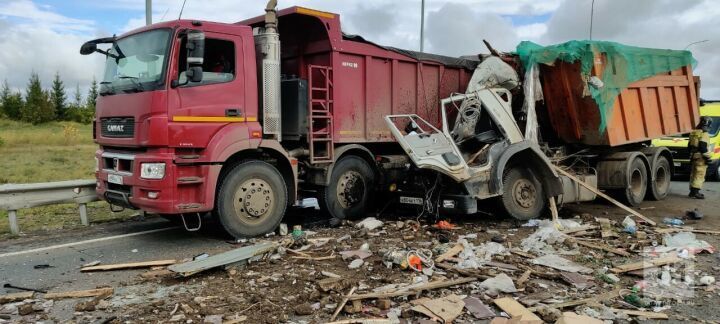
left=493, top=297, right=542, bottom=323
left=43, top=287, right=113, bottom=300
left=168, top=242, right=278, bottom=277
left=610, top=256, right=681, bottom=274
left=81, top=260, right=176, bottom=272
left=0, top=291, right=34, bottom=304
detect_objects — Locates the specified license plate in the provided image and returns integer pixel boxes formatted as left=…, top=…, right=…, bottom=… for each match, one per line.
left=108, top=174, right=124, bottom=185
left=674, top=162, right=681, bottom=167
left=399, top=196, right=423, bottom=205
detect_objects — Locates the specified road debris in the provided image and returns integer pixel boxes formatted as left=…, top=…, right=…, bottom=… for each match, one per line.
left=81, top=259, right=176, bottom=272
left=168, top=242, right=279, bottom=276
left=43, top=287, right=114, bottom=300
left=0, top=291, right=34, bottom=304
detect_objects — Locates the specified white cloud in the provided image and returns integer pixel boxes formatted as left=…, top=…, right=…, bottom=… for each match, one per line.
left=515, top=23, right=547, bottom=41
left=0, top=0, right=103, bottom=96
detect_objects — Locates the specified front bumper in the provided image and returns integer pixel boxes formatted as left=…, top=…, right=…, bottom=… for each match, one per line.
left=95, top=150, right=216, bottom=214
left=396, top=192, right=478, bottom=215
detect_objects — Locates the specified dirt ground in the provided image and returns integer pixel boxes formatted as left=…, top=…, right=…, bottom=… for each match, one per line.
left=1, top=181, right=719, bottom=324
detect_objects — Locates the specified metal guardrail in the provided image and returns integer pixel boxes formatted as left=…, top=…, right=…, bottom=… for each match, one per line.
left=0, top=180, right=99, bottom=235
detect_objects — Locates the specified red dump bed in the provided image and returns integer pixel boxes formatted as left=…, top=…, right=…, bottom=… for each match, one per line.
left=242, top=7, right=476, bottom=143
left=539, top=53, right=700, bottom=147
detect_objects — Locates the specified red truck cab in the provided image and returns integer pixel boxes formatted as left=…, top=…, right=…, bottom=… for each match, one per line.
left=92, top=20, right=271, bottom=216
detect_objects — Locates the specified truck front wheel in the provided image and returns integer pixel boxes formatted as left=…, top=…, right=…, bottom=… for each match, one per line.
left=500, top=167, right=546, bottom=220
left=320, top=156, right=376, bottom=220
left=217, top=161, right=287, bottom=238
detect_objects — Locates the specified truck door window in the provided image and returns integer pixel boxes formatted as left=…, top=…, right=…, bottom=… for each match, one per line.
left=179, top=38, right=235, bottom=86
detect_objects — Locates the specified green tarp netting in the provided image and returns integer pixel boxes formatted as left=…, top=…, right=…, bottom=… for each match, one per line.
left=516, top=40, right=696, bottom=131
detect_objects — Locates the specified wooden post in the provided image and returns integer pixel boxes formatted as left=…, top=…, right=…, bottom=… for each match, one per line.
left=79, top=203, right=89, bottom=226
left=8, top=210, right=19, bottom=234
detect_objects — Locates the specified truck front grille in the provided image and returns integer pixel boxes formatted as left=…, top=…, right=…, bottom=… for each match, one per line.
left=100, top=117, right=135, bottom=138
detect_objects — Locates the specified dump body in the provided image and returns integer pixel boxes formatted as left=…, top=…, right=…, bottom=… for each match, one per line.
left=242, top=8, right=476, bottom=144
left=540, top=53, right=699, bottom=147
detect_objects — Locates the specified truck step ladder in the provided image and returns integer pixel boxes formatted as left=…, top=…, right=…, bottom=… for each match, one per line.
left=308, top=65, right=334, bottom=164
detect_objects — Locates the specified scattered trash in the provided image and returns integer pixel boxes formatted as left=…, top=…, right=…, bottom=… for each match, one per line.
left=411, top=294, right=465, bottom=323
left=555, top=312, right=604, bottom=324
left=622, top=216, right=636, bottom=234
left=348, top=259, right=364, bottom=269
left=33, top=264, right=53, bottom=269
left=355, top=217, right=384, bottom=231
left=168, top=242, right=278, bottom=277
left=663, top=218, right=684, bottom=226
left=131, top=249, right=138, bottom=253
left=560, top=272, right=595, bottom=290
left=278, top=223, right=288, bottom=236
left=532, top=254, right=593, bottom=274
left=432, top=220, right=459, bottom=230
left=479, top=273, right=517, bottom=294
left=463, top=296, right=496, bottom=319
left=522, top=219, right=541, bottom=227
left=663, top=232, right=715, bottom=254
left=699, top=275, right=716, bottom=286
left=686, top=208, right=703, bottom=220
left=44, top=287, right=114, bottom=300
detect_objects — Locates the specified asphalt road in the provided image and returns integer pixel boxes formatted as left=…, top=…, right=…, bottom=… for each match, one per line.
left=0, top=180, right=717, bottom=316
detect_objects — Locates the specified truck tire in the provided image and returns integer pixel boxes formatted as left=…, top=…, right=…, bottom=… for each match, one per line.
left=619, top=157, right=648, bottom=206
left=500, top=167, right=546, bottom=220
left=216, top=161, right=287, bottom=238
left=647, top=155, right=671, bottom=200
left=320, top=156, right=375, bottom=220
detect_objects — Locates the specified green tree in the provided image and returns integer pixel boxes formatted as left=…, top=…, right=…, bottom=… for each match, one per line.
left=86, top=77, right=98, bottom=111
left=0, top=80, right=10, bottom=118
left=1, top=81, right=24, bottom=121
left=50, top=72, right=67, bottom=120
left=22, top=73, right=55, bottom=124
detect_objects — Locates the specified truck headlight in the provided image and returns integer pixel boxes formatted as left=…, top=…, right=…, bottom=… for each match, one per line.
left=95, top=157, right=100, bottom=172
left=140, top=163, right=166, bottom=179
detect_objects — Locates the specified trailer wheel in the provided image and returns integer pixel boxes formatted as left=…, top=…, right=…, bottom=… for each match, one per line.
left=500, top=167, right=546, bottom=220
left=216, top=161, right=287, bottom=238
left=647, top=156, right=671, bottom=200
left=620, top=157, right=648, bottom=206
left=320, top=156, right=375, bottom=220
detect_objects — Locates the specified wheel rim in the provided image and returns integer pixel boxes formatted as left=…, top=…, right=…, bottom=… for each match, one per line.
left=630, top=169, right=644, bottom=198
left=336, top=170, right=365, bottom=209
left=655, top=165, right=669, bottom=194
left=232, top=178, right=274, bottom=224
left=512, top=178, right=537, bottom=209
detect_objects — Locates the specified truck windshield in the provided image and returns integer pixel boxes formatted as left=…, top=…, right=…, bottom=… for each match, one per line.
left=100, top=29, right=171, bottom=95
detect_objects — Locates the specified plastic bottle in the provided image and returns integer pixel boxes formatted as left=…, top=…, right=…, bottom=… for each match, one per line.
left=622, top=216, right=637, bottom=234
left=663, top=218, right=684, bottom=226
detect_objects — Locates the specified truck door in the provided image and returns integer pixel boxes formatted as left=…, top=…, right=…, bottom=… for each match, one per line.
left=385, top=115, right=472, bottom=182
left=169, top=30, right=246, bottom=147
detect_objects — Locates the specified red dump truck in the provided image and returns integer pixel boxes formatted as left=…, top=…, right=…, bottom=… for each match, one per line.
left=81, top=2, right=699, bottom=237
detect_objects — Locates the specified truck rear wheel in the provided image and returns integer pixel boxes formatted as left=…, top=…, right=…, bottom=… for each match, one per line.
left=619, top=157, right=648, bottom=206
left=216, top=161, right=287, bottom=238
left=320, top=156, right=375, bottom=220
left=647, top=156, right=671, bottom=200
left=500, top=167, right=545, bottom=220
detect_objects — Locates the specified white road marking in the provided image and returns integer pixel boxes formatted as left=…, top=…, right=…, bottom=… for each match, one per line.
left=0, top=226, right=177, bottom=258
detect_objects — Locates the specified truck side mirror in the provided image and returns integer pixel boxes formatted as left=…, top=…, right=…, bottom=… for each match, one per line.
left=186, top=66, right=203, bottom=83
left=80, top=42, right=97, bottom=55
left=186, top=30, right=205, bottom=82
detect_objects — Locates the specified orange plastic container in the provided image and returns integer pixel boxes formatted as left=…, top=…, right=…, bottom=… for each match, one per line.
left=539, top=53, right=700, bottom=147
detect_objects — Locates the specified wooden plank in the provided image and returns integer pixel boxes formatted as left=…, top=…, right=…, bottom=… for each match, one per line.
left=348, top=277, right=477, bottom=301
left=610, top=255, right=681, bottom=274
left=435, top=244, right=464, bottom=263
left=81, top=260, right=176, bottom=272
left=610, top=308, right=669, bottom=319
left=573, top=239, right=632, bottom=257
left=0, top=291, right=34, bottom=304
left=168, top=242, right=278, bottom=277
left=493, top=297, right=542, bottom=322
left=330, top=286, right=356, bottom=321
left=43, top=287, right=113, bottom=300
left=553, top=166, right=656, bottom=226
left=562, top=225, right=597, bottom=235
left=527, top=289, right=621, bottom=312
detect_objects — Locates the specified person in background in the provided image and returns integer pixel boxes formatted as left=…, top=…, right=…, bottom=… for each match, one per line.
left=688, top=116, right=715, bottom=199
